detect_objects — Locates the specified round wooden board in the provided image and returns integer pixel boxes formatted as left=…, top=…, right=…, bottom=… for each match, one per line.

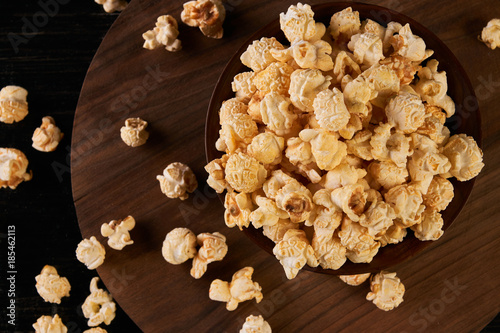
left=71, top=0, right=500, bottom=332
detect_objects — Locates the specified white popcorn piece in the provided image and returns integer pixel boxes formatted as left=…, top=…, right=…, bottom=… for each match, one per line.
left=362, top=64, right=400, bottom=108
left=312, top=228, right=346, bottom=270
left=366, top=271, right=405, bottom=311
left=329, top=7, right=360, bottom=41
left=380, top=54, right=419, bottom=85
left=260, top=92, right=298, bottom=137
left=370, top=123, right=412, bottom=168
left=384, top=184, right=425, bottom=228
left=0, top=85, right=28, bottom=124
left=247, top=132, right=285, bottom=165
left=339, top=273, right=371, bottom=286
left=209, top=267, right=263, bottom=311
left=263, top=218, right=299, bottom=243
left=339, top=114, right=363, bottom=140
left=367, top=160, right=408, bottom=190
left=83, top=328, right=107, bottom=333
left=422, top=176, right=454, bottom=212
left=120, top=117, right=149, bottom=147
left=284, top=136, right=321, bottom=183
left=35, top=265, right=71, bottom=304
left=100, top=215, right=135, bottom=250
left=225, top=152, right=267, bottom=193
left=217, top=109, right=258, bottom=153
left=272, top=39, right=333, bottom=72
left=319, top=163, right=366, bottom=190
left=162, top=227, right=197, bottom=265
left=82, top=277, right=116, bottom=327
left=346, top=129, right=373, bottom=161
left=338, top=217, right=380, bottom=263
left=33, top=314, right=67, bottom=333
left=289, top=69, right=332, bottom=112
left=385, top=90, right=426, bottom=134
left=391, top=24, right=431, bottom=62
left=143, top=15, right=182, bottom=52
left=263, top=169, right=296, bottom=200
left=360, top=199, right=396, bottom=238
left=95, top=0, right=127, bottom=13
left=157, top=162, right=198, bottom=200
left=76, top=236, right=105, bottom=270
left=273, top=229, right=319, bottom=279
left=348, top=32, right=385, bottom=67
left=330, top=184, right=367, bottom=222
left=0, top=148, right=32, bottom=189
left=416, top=106, right=450, bottom=146
left=191, top=232, right=228, bottom=279
left=300, top=128, right=348, bottom=171
left=181, top=0, right=226, bottom=39
left=279, top=2, right=325, bottom=44
left=332, top=51, right=362, bottom=84
left=342, top=75, right=376, bottom=117
left=377, top=223, right=407, bottom=246
left=250, top=195, right=288, bottom=229
left=382, top=21, right=403, bottom=54
left=440, top=134, right=484, bottom=182
left=32, top=116, right=64, bottom=152
left=253, top=62, right=294, bottom=96
left=307, top=189, right=344, bottom=229
left=275, top=178, right=314, bottom=223
left=219, top=98, right=249, bottom=124
left=479, top=18, right=500, bottom=50
left=232, top=72, right=257, bottom=103
left=362, top=19, right=386, bottom=41
left=205, top=154, right=230, bottom=193
left=241, top=37, right=284, bottom=72
left=239, top=315, right=272, bottom=333
left=225, top=191, right=253, bottom=230
left=411, top=208, right=444, bottom=241
left=313, top=88, right=350, bottom=132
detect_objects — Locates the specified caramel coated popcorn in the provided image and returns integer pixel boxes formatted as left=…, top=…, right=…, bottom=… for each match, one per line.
left=33, top=314, right=67, bottom=333
left=157, top=162, right=198, bottom=200
left=181, top=0, right=226, bottom=39
left=273, top=229, right=318, bottom=279
left=225, top=191, right=253, bottom=230
left=0, top=85, right=28, bottom=124
left=239, top=315, right=272, bottom=333
left=191, top=232, right=228, bottom=279
left=479, top=18, right=500, bottom=50
left=339, top=272, right=371, bottom=286
left=32, top=116, right=64, bottom=152
left=35, top=265, right=71, bottom=304
left=143, top=15, right=181, bottom=52
left=366, top=271, right=405, bottom=311
left=95, top=0, right=127, bottom=13
left=162, top=227, right=197, bottom=264
left=120, top=117, right=149, bottom=147
left=82, top=277, right=116, bottom=326
left=100, top=215, right=135, bottom=250
left=76, top=236, right=105, bottom=270
left=0, top=148, right=32, bottom=189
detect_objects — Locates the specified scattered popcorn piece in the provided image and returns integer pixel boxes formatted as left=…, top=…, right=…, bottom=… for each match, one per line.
left=384, top=184, right=425, bottom=228
left=0, top=148, right=32, bottom=189
left=35, top=265, right=71, bottom=304
left=339, top=273, right=371, bottom=286
left=422, top=176, right=454, bottom=211
left=181, top=0, right=226, bottom=39
left=33, top=314, right=67, bottom=333
left=225, top=191, right=253, bottom=230
left=247, top=132, right=285, bottom=165
left=32, top=116, right=64, bottom=152
left=95, top=0, right=127, bottom=13
left=209, top=267, right=263, bottom=311
left=273, top=229, right=318, bottom=279
left=143, top=15, right=181, bottom=52
left=0, top=85, right=28, bottom=124
left=313, top=88, right=350, bottom=132
left=83, top=328, right=107, bottom=333
left=385, top=90, right=426, bottom=134
left=338, top=217, right=380, bottom=263
left=232, top=72, right=257, bottom=103
left=366, top=271, right=405, bottom=311
left=329, top=7, right=360, bottom=41
left=479, top=18, right=500, bottom=50
left=120, top=117, right=149, bottom=147
left=100, top=215, right=135, bottom=250
left=205, top=154, right=230, bottom=193
left=82, top=277, right=116, bottom=327
left=441, top=134, right=484, bottom=182
left=225, top=152, right=267, bottom=193
left=241, top=37, right=284, bottom=72
left=76, top=236, right=105, bottom=270
left=289, top=68, right=332, bottom=112
left=411, top=208, right=444, bottom=241
left=239, top=315, right=272, bottom=333
left=157, top=162, right=198, bottom=200
left=191, top=232, right=228, bottom=279
left=263, top=218, right=299, bottom=243
left=348, top=32, right=385, bottom=67
left=162, top=227, right=197, bottom=265
left=279, top=2, right=325, bottom=44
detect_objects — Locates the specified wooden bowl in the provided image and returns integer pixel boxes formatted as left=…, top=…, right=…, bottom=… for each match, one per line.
left=205, top=2, right=482, bottom=275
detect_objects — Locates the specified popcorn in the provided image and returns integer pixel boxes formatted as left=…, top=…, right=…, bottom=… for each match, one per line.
left=157, top=162, right=198, bottom=200
left=253, top=62, right=294, bottom=96
left=380, top=54, right=419, bottom=85
left=217, top=110, right=258, bottom=153
left=338, top=217, right=380, bottom=263
left=143, top=15, right=182, bottom=52
left=95, top=0, right=127, bottom=13
left=100, top=215, right=135, bottom=250
left=249, top=195, right=288, bottom=229
left=260, top=92, right=298, bottom=136
left=339, top=113, right=363, bottom=140
left=241, top=37, right=284, bottom=72
left=366, top=271, right=405, bottom=311
left=339, top=273, right=371, bottom=286
left=279, top=2, right=325, bottom=44
left=232, top=72, right=257, bottom=103
left=391, top=24, right=431, bottom=62
left=82, top=277, right=116, bottom=326
left=441, top=134, right=484, bottom=182
left=319, top=163, right=366, bottom=190
left=416, top=106, right=450, bottom=146
left=377, top=223, right=407, bottom=246
left=162, top=227, right=197, bottom=264
left=384, top=184, right=425, bottom=228
left=32, top=116, right=64, bottom=152
left=370, top=123, right=412, bottom=168
left=332, top=51, right=361, bottom=84
left=360, top=199, right=396, bottom=238
left=205, top=154, right=230, bottom=193
left=348, top=32, right=385, bottom=67
left=191, top=232, right=228, bottom=279
left=285, top=136, right=319, bottom=182
left=181, top=0, right=226, bottom=39
left=274, top=178, right=314, bottom=223
left=307, top=189, right=343, bottom=229
left=120, top=118, right=149, bottom=147
left=225, top=152, right=267, bottom=193
left=382, top=21, right=403, bottom=54
left=288, top=69, right=331, bottom=112
left=362, top=19, right=385, bottom=41
left=273, top=229, right=318, bottom=279
left=209, top=267, right=263, bottom=310
left=0, top=85, right=28, bottom=124
left=422, top=176, right=454, bottom=211
left=342, top=75, right=376, bottom=117
left=239, top=315, right=272, bottom=333
left=35, top=265, right=71, bottom=304
left=76, top=236, right=105, bottom=270
left=247, top=132, right=285, bottom=165
left=329, top=7, right=360, bottom=41
left=225, top=191, right=253, bottom=230
left=262, top=218, right=299, bottom=243
left=0, top=148, right=32, bottom=189
left=479, top=18, right=500, bottom=50
left=33, top=314, right=67, bottom=333
left=299, top=128, right=347, bottom=171
left=83, top=328, right=107, bottom=333
left=362, top=64, right=400, bottom=107
left=312, top=229, right=346, bottom=270
left=385, top=90, right=426, bottom=134
left=346, top=129, right=373, bottom=161
left=272, top=40, right=333, bottom=71
left=411, top=208, right=444, bottom=241
left=312, top=88, right=350, bottom=132
left=330, top=184, right=367, bottom=222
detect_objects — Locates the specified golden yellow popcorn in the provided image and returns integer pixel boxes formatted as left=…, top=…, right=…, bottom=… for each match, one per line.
left=0, top=85, right=28, bottom=124
left=33, top=314, right=67, bottom=333
left=441, top=134, right=484, bottom=182
left=142, top=15, right=182, bottom=52
left=35, top=265, right=71, bottom=304
left=338, top=217, right=380, bottom=263
left=380, top=54, right=419, bottom=85
left=377, top=223, right=407, bottom=247
left=360, top=199, right=396, bottom=238
left=32, top=116, right=64, bottom=152
left=95, top=0, right=126, bottom=13
left=339, top=113, right=363, bottom=140
left=0, top=148, right=32, bottom=189
left=157, top=162, right=198, bottom=200
left=239, top=315, right=272, bottom=333
left=422, top=176, right=454, bottom=211
left=181, top=0, right=226, bottom=39
left=312, top=88, right=350, bottom=132
left=362, top=64, right=400, bottom=107
left=279, top=2, right=325, bottom=44
left=217, top=111, right=258, bottom=153
left=100, top=215, right=135, bottom=250
left=224, top=191, right=253, bottom=230
left=330, top=184, right=367, bottom=222
left=479, top=18, right=500, bottom=50
left=391, top=24, right=432, bottom=62
left=346, top=129, right=373, bottom=161
left=273, top=229, right=318, bottom=279
left=249, top=195, right=288, bottom=229
left=307, top=189, right=344, bottom=229
left=370, top=123, right=412, bottom=168
left=288, top=69, right=331, bottom=112
left=366, top=271, right=405, bottom=311
left=384, top=184, right=425, bottom=228
left=209, top=267, right=263, bottom=311
left=120, top=117, right=149, bottom=147
left=191, top=232, right=228, bottom=279
left=231, top=72, right=257, bottom=103
left=300, top=129, right=348, bottom=171
left=225, top=152, right=267, bottom=193
left=329, top=7, right=360, bottom=41
left=275, top=178, right=314, bottom=223
left=83, top=328, right=107, bottom=333
left=241, top=37, right=284, bottom=72
left=332, top=51, right=361, bottom=84
left=259, top=92, right=298, bottom=136
left=348, top=32, right=385, bottom=67
left=367, top=160, right=408, bottom=190
left=385, top=90, right=426, bottom=134
left=284, top=136, right=321, bottom=182
left=416, top=106, right=450, bottom=146
left=342, top=75, right=376, bottom=117
left=362, top=19, right=385, bottom=41
left=339, top=273, right=371, bottom=286
left=82, top=277, right=116, bottom=327
left=262, top=218, right=299, bottom=243
left=272, top=40, right=333, bottom=72
left=253, top=62, right=294, bottom=96
left=407, top=142, right=451, bottom=194
left=205, top=154, right=230, bottom=193
left=219, top=98, right=249, bottom=123
left=162, top=227, right=197, bottom=265
left=312, top=228, right=347, bottom=270
left=247, top=132, right=285, bottom=165
left=76, top=236, right=105, bottom=270
left=319, top=163, right=366, bottom=190
left=411, top=208, right=444, bottom=241
left=382, top=21, right=403, bottom=54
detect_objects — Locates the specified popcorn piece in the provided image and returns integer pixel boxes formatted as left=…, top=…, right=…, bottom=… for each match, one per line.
left=300, top=129, right=347, bottom=171
left=370, top=123, right=412, bottom=168
left=479, top=18, right=500, bottom=50
left=319, top=163, right=367, bottom=190
left=330, top=184, right=367, bottom=222
left=157, top=162, right=198, bottom=200
left=307, top=189, right=344, bottom=229
left=339, top=113, right=363, bottom=140
left=120, top=117, right=149, bottom=147
left=360, top=199, right=396, bottom=238
left=35, top=265, right=71, bottom=304
left=275, top=178, right=314, bottom=223
left=247, top=132, right=285, bottom=165
left=377, top=223, right=407, bottom=246
left=247, top=91, right=265, bottom=123
left=76, top=236, right=105, bottom=270
left=0, top=85, right=28, bottom=124
left=241, top=37, right=284, bottom=72
left=239, top=315, right=272, bottom=333
left=191, top=232, right=228, bottom=279
left=143, top=15, right=182, bottom=52
left=346, top=129, right=373, bottom=161
left=342, top=75, right=376, bottom=117
left=225, top=152, right=267, bottom=193
left=225, top=191, right=253, bottom=230
left=100, top=215, right=135, bottom=250
left=95, top=0, right=127, bottom=13
left=250, top=195, right=288, bottom=229
left=260, top=92, right=298, bottom=136
left=384, top=184, right=425, bottom=228
left=348, top=32, right=385, bottom=67
left=209, top=267, right=263, bottom=311
left=0, top=148, right=32, bottom=189
left=362, top=19, right=386, bottom=41
left=289, top=69, right=331, bottom=112
left=411, top=208, right=444, bottom=241
left=313, top=88, right=350, bottom=132
left=329, top=7, right=360, bottom=41
left=181, top=0, right=226, bottom=39
left=385, top=90, right=426, bottom=134
left=382, top=21, right=403, bottom=54
left=366, top=271, right=405, bottom=311
left=205, top=154, right=230, bottom=193
left=279, top=3, right=325, bottom=44
left=416, top=106, right=450, bottom=146
left=272, top=40, right=333, bottom=72
left=263, top=169, right=296, bottom=200
left=332, top=51, right=362, bottom=84
left=219, top=98, right=249, bottom=123
left=284, top=136, right=321, bottom=182
left=362, top=64, right=400, bottom=108
left=32, top=116, right=64, bottom=152
left=422, top=176, right=454, bottom=211
left=263, top=218, right=299, bottom=243
left=338, top=217, right=380, bottom=263
left=312, top=229, right=346, bottom=270
left=82, top=277, right=116, bottom=326
left=83, top=328, right=107, bottom=333
left=273, top=229, right=319, bottom=279
left=217, top=110, right=258, bottom=153
left=232, top=72, right=257, bottom=103
left=253, top=62, right=294, bottom=96
left=339, top=273, right=371, bottom=286
left=441, top=134, right=484, bottom=182
left=33, top=314, right=67, bottom=333
left=380, top=54, right=419, bottom=85
left=391, top=24, right=431, bottom=62
left=367, top=160, right=408, bottom=190
left=162, top=227, right=197, bottom=264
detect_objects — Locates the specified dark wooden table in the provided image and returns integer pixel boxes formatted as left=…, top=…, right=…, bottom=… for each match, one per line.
left=1, top=1, right=499, bottom=332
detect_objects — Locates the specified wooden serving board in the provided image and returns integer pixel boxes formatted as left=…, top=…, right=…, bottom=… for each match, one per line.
left=71, top=0, right=500, bottom=332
